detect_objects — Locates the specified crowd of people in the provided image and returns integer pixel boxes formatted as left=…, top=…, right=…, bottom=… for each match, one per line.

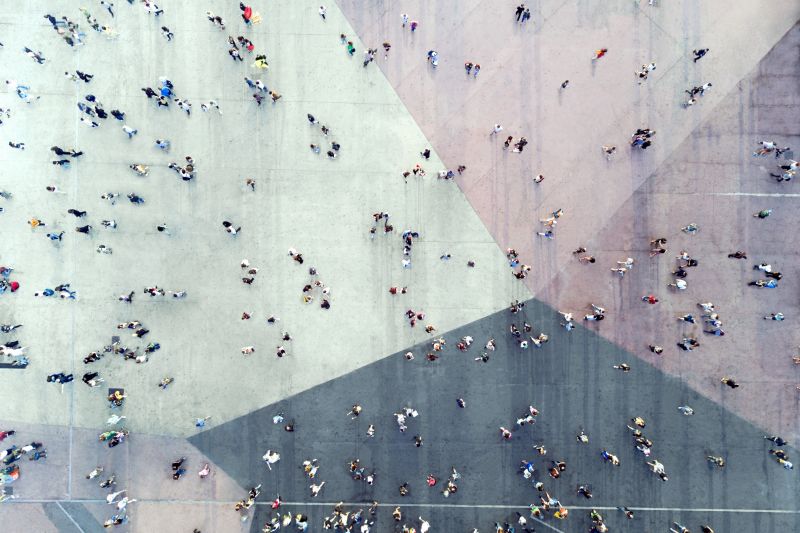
left=0, top=1, right=796, bottom=532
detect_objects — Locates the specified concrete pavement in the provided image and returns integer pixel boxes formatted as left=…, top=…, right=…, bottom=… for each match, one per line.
left=192, top=297, right=800, bottom=532
left=0, top=1, right=797, bottom=531
left=336, top=1, right=800, bottom=440
left=0, top=0, right=526, bottom=439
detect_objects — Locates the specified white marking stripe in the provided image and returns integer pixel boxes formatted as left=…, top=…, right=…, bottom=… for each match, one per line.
left=708, top=192, right=800, bottom=197
left=10, top=499, right=800, bottom=514
left=56, top=502, right=87, bottom=533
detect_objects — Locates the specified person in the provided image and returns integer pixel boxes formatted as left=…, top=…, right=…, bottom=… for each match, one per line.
left=669, top=279, right=687, bottom=290
left=47, top=372, right=74, bottom=387
left=646, top=459, right=668, bottom=480
left=263, top=449, right=280, bottom=469
left=347, top=404, right=362, bottom=418
left=222, top=221, right=241, bottom=235
left=721, top=377, right=739, bottom=389
left=82, top=372, right=103, bottom=387
left=616, top=506, right=634, bottom=519
left=309, top=481, right=325, bottom=496
left=171, top=456, right=186, bottom=472
left=671, top=523, right=690, bottom=533
left=749, top=278, right=778, bottom=288
left=600, top=450, right=619, bottom=465
left=693, top=48, right=709, bottom=62
left=426, top=50, right=438, bottom=68
left=419, top=517, right=431, bottom=533
left=764, top=435, right=788, bottom=446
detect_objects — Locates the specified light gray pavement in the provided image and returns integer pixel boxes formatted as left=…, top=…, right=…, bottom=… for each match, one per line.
left=1, top=1, right=525, bottom=530
left=0, top=0, right=525, bottom=439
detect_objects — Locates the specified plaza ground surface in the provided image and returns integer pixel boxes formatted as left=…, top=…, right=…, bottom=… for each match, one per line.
left=0, top=1, right=798, bottom=532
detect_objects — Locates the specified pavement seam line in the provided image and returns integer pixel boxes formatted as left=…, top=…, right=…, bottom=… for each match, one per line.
left=56, top=502, right=87, bottom=533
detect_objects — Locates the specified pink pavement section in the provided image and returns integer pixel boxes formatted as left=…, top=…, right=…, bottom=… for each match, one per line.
left=335, top=0, right=800, bottom=440
left=0, top=420, right=245, bottom=531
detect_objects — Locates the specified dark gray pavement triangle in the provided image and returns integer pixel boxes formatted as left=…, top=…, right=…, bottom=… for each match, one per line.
left=40, top=502, right=104, bottom=533
left=58, top=503, right=106, bottom=533
left=190, top=298, right=799, bottom=532
left=40, top=503, right=80, bottom=533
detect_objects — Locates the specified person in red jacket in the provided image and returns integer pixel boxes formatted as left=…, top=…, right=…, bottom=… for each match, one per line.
left=240, top=3, right=252, bottom=25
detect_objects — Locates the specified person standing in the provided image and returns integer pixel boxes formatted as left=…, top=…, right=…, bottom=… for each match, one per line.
left=100, top=1, right=114, bottom=17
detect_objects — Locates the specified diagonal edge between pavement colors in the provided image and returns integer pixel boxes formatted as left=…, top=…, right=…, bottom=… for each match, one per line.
left=333, top=0, right=800, bottom=299
left=190, top=297, right=800, bottom=533
left=537, top=23, right=800, bottom=443
left=0, top=0, right=532, bottom=439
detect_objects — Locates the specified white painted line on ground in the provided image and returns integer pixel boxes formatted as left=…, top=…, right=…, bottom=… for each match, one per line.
left=530, top=517, right=567, bottom=533
left=56, top=502, right=86, bottom=533
left=708, top=192, right=800, bottom=197
left=12, top=499, right=800, bottom=514
left=270, top=502, right=800, bottom=514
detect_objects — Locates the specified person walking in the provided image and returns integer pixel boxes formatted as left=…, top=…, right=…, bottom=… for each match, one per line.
left=693, top=48, right=709, bottom=62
